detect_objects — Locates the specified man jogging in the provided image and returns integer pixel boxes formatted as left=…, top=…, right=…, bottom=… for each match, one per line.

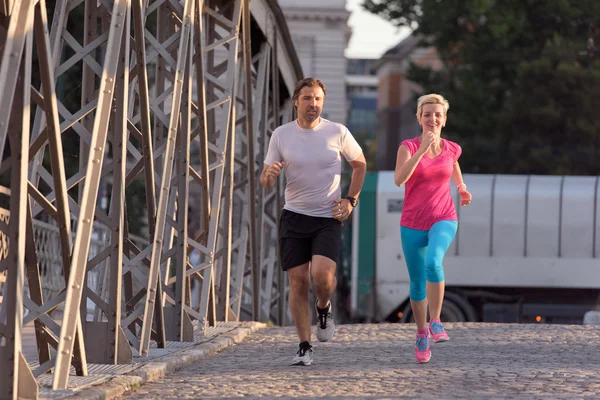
left=260, top=77, right=367, bottom=366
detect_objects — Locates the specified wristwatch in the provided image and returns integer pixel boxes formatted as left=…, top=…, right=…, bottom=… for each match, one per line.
left=346, top=196, right=358, bottom=207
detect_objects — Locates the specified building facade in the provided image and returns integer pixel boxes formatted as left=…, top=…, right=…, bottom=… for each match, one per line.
left=345, top=58, right=378, bottom=168
left=278, top=0, right=351, bottom=124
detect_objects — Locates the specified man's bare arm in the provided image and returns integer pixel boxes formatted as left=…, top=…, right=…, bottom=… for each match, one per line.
left=347, top=153, right=367, bottom=198
left=260, top=161, right=284, bottom=189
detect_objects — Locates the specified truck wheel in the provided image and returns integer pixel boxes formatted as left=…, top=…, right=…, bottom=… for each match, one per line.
left=445, top=291, right=477, bottom=322
left=441, top=300, right=466, bottom=322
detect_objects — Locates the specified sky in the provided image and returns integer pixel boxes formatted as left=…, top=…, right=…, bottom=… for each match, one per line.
left=345, top=0, right=412, bottom=59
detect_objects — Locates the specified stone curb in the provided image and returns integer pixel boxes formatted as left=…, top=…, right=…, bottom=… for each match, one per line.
left=60, top=322, right=267, bottom=400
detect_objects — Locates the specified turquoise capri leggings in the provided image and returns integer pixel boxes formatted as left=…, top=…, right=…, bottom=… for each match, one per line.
left=400, top=220, right=458, bottom=302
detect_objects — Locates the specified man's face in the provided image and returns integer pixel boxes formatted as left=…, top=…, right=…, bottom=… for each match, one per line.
left=295, top=86, right=324, bottom=123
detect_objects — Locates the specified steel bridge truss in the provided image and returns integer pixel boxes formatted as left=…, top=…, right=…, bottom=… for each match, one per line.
left=0, top=0, right=300, bottom=397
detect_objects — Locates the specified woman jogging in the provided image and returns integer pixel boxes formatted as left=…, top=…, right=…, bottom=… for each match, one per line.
left=393, top=93, right=472, bottom=363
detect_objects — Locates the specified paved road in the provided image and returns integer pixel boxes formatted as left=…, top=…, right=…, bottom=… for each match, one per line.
left=119, top=323, right=600, bottom=399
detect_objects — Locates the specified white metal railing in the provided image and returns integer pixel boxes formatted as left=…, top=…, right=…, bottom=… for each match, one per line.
left=0, top=211, right=148, bottom=315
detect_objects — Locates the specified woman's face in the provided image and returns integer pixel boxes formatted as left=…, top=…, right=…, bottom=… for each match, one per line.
left=420, top=103, right=446, bottom=135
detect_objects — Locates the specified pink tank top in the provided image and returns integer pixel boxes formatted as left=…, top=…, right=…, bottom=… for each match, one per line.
left=400, top=137, right=462, bottom=230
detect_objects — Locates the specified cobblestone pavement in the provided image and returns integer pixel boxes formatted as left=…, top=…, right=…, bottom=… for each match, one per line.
left=119, top=323, right=600, bottom=399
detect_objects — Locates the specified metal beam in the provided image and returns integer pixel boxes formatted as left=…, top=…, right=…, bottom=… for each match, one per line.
left=0, top=0, right=32, bottom=174
left=53, top=0, right=130, bottom=389
left=241, top=0, right=260, bottom=322
left=138, top=0, right=195, bottom=356
left=1, top=15, right=37, bottom=399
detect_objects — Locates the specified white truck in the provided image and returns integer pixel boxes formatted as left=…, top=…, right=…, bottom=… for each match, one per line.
left=348, top=171, right=600, bottom=324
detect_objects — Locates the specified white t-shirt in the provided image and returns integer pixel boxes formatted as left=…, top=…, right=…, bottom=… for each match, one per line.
left=264, top=118, right=363, bottom=218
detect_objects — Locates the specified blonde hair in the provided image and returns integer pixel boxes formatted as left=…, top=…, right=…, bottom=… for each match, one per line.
left=416, top=93, right=450, bottom=122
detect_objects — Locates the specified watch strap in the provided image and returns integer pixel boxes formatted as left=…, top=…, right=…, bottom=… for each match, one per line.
left=346, top=196, right=357, bottom=207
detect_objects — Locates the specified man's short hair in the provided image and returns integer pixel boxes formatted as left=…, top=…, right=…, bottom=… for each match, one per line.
left=292, top=78, right=327, bottom=103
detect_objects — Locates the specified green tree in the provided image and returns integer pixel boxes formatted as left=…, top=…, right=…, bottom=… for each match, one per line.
left=352, top=130, right=378, bottom=170
left=363, top=0, right=600, bottom=174
left=506, top=58, right=600, bottom=174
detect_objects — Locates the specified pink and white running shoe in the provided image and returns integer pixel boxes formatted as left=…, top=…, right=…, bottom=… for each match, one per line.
left=428, top=319, right=450, bottom=343
left=415, top=330, right=431, bottom=363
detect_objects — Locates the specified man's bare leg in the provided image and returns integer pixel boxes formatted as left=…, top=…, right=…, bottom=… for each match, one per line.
left=311, top=255, right=337, bottom=342
left=311, top=255, right=336, bottom=308
left=287, top=262, right=311, bottom=342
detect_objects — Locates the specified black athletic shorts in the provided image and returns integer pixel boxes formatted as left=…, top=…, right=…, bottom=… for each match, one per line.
left=278, top=209, right=343, bottom=271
